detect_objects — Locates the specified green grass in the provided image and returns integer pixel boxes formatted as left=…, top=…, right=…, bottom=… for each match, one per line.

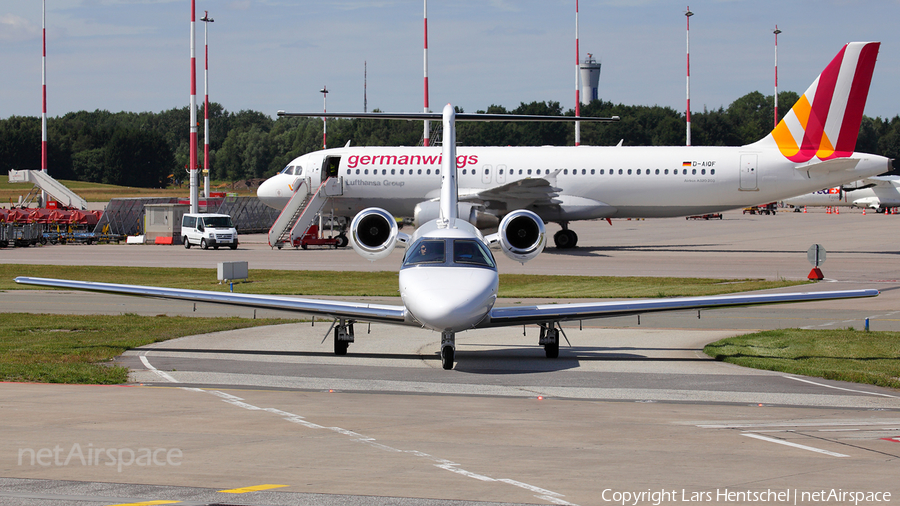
left=1, top=264, right=808, bottom=298
left=0, top=313, right=295, bottom=384
left=704, top=329, right=900, bottom=389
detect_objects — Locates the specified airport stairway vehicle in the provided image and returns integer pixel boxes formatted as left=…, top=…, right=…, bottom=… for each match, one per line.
left=267, top=177, right=343, bottom=249
left=8, top=170, right=89, bottom=210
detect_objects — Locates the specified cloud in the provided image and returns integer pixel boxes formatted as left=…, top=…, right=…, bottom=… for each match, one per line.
left=0, top=13, right=40, bottom=42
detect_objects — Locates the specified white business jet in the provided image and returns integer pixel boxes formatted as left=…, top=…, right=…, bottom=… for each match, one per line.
left=16, top=104, right=878, bottom=370
left=258, top=42, right=890, bottom=249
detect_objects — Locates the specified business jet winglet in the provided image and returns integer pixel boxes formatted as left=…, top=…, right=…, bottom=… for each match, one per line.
left=16, top=103, right=879, bottom=370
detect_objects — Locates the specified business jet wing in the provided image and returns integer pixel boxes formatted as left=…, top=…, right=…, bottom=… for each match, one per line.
left=14, top=277, right=409, bottom=325
left=481, top=289, right=878, bottom=327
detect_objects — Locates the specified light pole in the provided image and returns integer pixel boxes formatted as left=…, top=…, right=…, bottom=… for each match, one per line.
left=575, top=0, right=581, bottom=146
left=321, top=86, right=329, bottom=149
left=423, top=0, right=430, bottom=147
left=773, top=25, right=782, bottom=129
left=685, top=6, right=694, bottom=147
left=201, top=11, right=214, bottom=198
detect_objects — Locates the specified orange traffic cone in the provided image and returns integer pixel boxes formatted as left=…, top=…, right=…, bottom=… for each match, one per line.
left=836, top=207, right=840, bottom=215
left=826, top=207, right=832, bottom=214
left=803, top=206, right=807, bottom=213
left=862, top=209, right=866, bottom=215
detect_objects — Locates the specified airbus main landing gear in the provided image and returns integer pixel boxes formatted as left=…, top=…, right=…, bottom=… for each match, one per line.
left=553, top=226, right=578, bottom=249
left=334, top=320, right=355, bottom=355
left=539, top=323, right=560, bottom=358
left=441, top=331, right=455, bottom=370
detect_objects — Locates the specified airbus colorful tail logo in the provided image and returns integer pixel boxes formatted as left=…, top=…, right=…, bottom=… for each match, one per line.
left=772, top=42, right=879, bottom=163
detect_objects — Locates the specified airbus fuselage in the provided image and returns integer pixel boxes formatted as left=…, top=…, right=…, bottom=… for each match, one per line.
left=258, top=144, right=890, bottom=221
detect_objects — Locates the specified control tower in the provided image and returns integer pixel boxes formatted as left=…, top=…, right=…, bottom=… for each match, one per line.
left=579, top=53, right=602, bottom=105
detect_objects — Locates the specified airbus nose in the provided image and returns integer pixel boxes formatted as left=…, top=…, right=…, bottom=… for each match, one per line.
left=256, top=175, right=292, bottom=210
left=400, top=267, right=498, bottom=332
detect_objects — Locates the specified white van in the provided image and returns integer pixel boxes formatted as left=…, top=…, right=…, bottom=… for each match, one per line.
left=181, top=213, right=239, bottom=250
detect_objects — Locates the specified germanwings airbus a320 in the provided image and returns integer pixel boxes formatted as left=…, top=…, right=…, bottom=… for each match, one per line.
left=17, top=104, right=878, bottom=370
left=258, top=41, right=890, bottom=248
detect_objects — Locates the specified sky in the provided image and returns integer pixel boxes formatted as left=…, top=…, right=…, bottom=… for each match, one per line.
left=2, top=0, right=899, bottom=121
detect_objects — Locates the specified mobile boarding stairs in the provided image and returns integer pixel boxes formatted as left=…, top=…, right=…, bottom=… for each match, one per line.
left=267, top=176, right=345, bottom=249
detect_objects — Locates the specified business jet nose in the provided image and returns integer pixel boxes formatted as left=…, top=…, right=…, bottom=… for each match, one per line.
left=400, top=267, right=498, bottom=332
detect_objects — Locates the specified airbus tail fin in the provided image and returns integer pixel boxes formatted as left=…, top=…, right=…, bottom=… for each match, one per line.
left=763, top=41, right=879, bottom=162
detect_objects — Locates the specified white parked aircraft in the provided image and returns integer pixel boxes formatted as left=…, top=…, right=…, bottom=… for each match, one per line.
left=785, top=176, right=900, bottom=212
left=17, top=104, right=879, bottom=369
left=258, top=42, right=890, bottom=248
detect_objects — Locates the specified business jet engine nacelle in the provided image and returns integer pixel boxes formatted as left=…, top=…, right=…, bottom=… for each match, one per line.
left=349, top=207, right=401, bottom=261
left=414, top=201, right=500, bottom=229
left=496, top=210, right=546, bottom=263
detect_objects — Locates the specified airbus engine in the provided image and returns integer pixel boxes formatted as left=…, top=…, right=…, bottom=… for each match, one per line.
left=414, top=201, right=499, bottom=229
left=496, top=210, right=546, bottom=263
left=349, top=207, right=400, bottom=261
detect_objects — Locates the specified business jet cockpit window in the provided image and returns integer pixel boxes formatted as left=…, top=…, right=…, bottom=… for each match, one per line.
left=403, top=240, right=446, bottom=266
left=452, top=239, right=495, bottom=268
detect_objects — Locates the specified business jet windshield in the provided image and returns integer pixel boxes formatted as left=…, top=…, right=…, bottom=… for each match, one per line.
left=402, top=238, right=497, bottom=269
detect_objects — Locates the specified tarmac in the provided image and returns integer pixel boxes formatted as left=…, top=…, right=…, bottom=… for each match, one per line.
left=1, top=207, right=899, bottom=506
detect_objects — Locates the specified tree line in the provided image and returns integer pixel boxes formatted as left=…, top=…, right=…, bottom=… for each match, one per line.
left=2, top=91, right=899, bottom=188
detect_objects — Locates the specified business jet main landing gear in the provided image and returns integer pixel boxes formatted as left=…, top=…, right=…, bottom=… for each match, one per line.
left=334, top=321, right=355, bottom=355
left=441, top=331, right=455, bottom=370
left=553, top=225, right=578, bottom=249
left=539, top=323, right=560, bottom=358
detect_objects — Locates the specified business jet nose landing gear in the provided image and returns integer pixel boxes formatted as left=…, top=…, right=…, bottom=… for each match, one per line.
left=441, top=331, right=455, bottom=370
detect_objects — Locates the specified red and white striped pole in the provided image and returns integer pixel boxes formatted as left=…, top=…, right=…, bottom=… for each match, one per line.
left=189, top=0, right=198, bottom=213
left=773, top=25, right=781, bottom=128
left=41, top=0, right=48, bottom=206
left=574, top=0, right=581, bottom=146
left=423, top=0, right=430, bottom=147
left=201, top=11, right=213, bottom=199
left=685, top=6, right=693, bottom=147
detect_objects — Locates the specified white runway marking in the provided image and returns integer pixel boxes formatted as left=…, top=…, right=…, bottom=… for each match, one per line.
left=741, top=433, right=849, bottom=457
left=138, top=354, right=178, bottom=383
left=134, top=355, right=577, bottom=506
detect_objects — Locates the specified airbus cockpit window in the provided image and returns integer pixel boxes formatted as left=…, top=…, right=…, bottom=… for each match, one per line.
left=403, top=240, right=446, bottom=266
left=453, top=239, right=496, bottom=268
